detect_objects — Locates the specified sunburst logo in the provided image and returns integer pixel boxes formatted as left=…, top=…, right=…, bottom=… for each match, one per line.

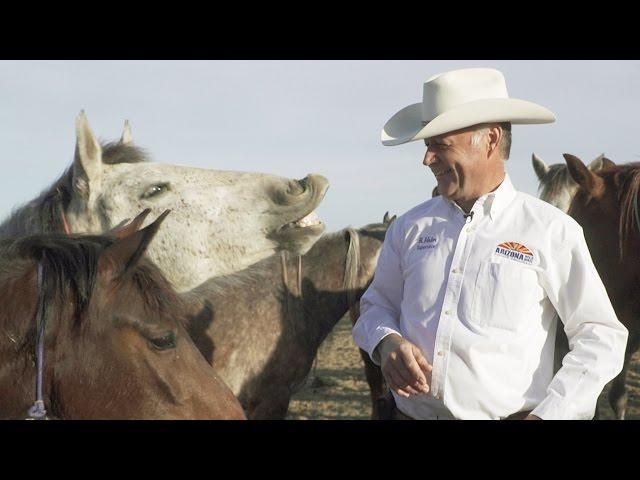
left=495, top=242, right=534, bottom=264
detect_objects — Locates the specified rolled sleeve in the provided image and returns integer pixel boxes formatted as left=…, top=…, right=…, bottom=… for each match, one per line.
left=534, top=225, right=629, bottom=420
left=352, top=218, right=405, bottom=365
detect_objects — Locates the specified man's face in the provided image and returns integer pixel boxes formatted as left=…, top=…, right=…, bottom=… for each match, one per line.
left=422, top=127, right=487, bottom=203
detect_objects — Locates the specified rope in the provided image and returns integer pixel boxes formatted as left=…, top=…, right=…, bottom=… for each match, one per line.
left=26, top=262, right=48, bottom=420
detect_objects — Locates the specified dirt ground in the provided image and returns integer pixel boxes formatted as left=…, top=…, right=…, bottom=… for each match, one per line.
left=287, top=316, right=640, bottom=420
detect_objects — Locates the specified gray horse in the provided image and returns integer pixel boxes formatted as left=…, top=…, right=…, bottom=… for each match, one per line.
left=0, top=112, right=329, bottom=291
left=184, top=216, right=392, bottom=419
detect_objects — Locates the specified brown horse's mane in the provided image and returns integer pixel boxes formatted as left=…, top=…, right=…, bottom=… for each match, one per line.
left=614, top=163, right=640, bottom=256
left=0, top=231, right=184, bottom=351
left=0, top=143, right=150, bottom=236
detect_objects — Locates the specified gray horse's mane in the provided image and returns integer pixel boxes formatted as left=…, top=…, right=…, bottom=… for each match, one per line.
left=343, top=228, right=360, bottom=319
left=0, top=143, right=150, bottom=236
left=537, top=163, right=574, bottom=202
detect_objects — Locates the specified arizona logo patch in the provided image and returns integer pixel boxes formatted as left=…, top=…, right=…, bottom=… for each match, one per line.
left=494, top=242, right=534, bottom=264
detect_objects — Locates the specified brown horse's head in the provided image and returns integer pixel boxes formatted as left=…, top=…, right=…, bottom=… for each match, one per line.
left=565, top=154, right=640, bottom=262
left=0, top=211, right=245, bottom=419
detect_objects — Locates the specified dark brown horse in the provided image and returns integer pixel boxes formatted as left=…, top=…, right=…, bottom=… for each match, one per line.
left=565, top=153, right=640, bottom=420
left=184, top=216, right=392, bottom=419
left=0, top=211, right=246, bottom=419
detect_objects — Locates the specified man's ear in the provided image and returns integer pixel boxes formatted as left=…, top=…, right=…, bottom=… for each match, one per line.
left=487, top=125, right=502, bottom=157
left=98, top=210, right=170, bottom=279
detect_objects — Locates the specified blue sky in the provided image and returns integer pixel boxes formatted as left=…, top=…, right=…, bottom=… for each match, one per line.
left=1, top=60, right=638, bottom=233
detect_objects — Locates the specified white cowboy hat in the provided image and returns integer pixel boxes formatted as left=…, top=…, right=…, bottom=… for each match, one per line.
left=381, top=68, right=556, bottom=146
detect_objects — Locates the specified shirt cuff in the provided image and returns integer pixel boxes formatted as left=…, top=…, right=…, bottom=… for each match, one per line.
left=530, top=393, right=593, bottom=420
left=369, top=327, right=402, bottom=366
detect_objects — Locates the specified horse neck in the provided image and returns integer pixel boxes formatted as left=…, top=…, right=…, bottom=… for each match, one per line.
left=295, top=232, right=358, bottom=340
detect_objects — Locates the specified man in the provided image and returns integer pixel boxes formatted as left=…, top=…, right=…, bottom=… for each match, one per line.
left=352, top=68, right=628, bottom=420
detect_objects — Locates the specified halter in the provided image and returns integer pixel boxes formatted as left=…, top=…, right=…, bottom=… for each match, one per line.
left=26, top=261, right=48, bottom=420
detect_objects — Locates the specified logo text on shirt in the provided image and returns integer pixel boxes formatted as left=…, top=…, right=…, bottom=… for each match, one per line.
left=417, top=235, right=438, bottom=250
left=494, top=241, right=534, bottom=264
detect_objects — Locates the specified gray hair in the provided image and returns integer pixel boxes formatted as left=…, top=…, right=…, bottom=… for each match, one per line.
left=470, top=122, right=512, bottom=160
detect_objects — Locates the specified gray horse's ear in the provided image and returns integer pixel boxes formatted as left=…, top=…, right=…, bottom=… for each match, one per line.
left=532, top=153, right=549, bottom=180
left=72, top=111, right=103, bottom=206
left=120, top=119, right=133, bottom=145
left=100, top=210, right=170, bottom=277
left=564, top=153, right=601, bottom=192
left=589, top=153, right=615, bottom=171
left=109, top=208, right=152, bottom=239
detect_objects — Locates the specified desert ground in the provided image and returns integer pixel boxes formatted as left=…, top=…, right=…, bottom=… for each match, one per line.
left=287, top=316, right=640, bottom=420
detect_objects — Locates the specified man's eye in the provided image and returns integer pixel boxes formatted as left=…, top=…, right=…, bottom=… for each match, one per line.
left=141, top=183, right=169, bottom=199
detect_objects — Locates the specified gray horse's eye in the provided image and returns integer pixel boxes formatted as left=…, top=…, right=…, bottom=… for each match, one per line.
left=141, top=183, right=170, bottom=200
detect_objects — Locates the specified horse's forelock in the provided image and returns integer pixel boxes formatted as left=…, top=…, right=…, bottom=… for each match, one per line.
left=538, top=164, right=574, bottom=201
left=101, top=142, right=150, bottom=165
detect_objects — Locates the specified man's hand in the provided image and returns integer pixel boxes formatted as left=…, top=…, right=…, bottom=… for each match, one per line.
left=375, top=334, right=432, bottom=398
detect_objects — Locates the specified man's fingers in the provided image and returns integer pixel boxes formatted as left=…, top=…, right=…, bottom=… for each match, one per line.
left=387, top=364, right=423, bottom=396
left=414, top=352, right=433, bottom=383
left=400, top=350, right=429, bottom=391
left=386, top=365, right=420, bottom=397
left=383, top=367, right=411, bottom=397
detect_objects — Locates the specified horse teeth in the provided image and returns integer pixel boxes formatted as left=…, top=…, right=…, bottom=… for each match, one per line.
left=296, top=211, right=321, bottom=227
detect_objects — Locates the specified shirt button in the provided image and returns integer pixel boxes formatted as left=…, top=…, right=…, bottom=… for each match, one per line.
left=466, top=227, right=475, bottom=233
left=444, top=310, right=452, bottom=316
left=437, top=351, right=444, bottom=356
left=452, top=267, right=462, bottom=274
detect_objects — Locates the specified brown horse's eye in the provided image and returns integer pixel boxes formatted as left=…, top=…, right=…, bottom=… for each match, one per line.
left=149, top=331, right=176, bottom=351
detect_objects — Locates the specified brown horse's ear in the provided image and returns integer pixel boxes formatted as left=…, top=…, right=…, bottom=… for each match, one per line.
left=588, top=153, right=615, bottom=172
left=531, top=153, right=550, bottom=181
left=99, top=210, right=170, bottom=277
left=564, top=154, right=600, bottom=192
left=601, top=157, right=616, bottom=170
left=431, top=186, right=440, bottom=198
left=109, top=209, right=152, bottom=239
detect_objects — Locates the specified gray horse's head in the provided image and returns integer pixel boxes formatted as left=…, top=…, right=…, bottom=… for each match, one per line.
left=62, top=112, right=329, bottom=291
left=532, top=152, right=614, bottom=212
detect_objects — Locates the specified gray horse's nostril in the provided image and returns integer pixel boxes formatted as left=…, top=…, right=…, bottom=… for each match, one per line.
left=287, top=179, right=307, bottom=196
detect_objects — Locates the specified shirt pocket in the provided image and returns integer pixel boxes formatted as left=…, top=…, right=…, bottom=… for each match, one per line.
left=471, top=260, right=541, bottom=333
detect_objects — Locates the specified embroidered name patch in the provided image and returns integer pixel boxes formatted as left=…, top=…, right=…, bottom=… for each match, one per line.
left=417, top=234, right=438, bottom=250
left=494, top=242, right=534, bottom=264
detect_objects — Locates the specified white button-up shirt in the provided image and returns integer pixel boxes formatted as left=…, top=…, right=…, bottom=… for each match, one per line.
left=353, top=174, right=628, bottom=420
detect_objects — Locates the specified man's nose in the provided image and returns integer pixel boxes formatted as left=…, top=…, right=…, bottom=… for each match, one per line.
left=423, top=149, right=437, bottom=167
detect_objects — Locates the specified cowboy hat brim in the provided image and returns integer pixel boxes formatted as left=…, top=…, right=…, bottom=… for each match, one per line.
left=381, top=98, right=556, bottom=146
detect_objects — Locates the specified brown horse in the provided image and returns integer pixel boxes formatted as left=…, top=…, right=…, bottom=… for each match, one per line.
left=0, top=211, right=245, bottom=419
left=184, top=216, right=392, bottom=419
left=565, top=153, right=640, bottom=420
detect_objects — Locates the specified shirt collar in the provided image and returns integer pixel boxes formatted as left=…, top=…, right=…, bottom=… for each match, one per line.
left=444, top=173, right=517, bottom=222
left=485, top=173, right=517, bottom=221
